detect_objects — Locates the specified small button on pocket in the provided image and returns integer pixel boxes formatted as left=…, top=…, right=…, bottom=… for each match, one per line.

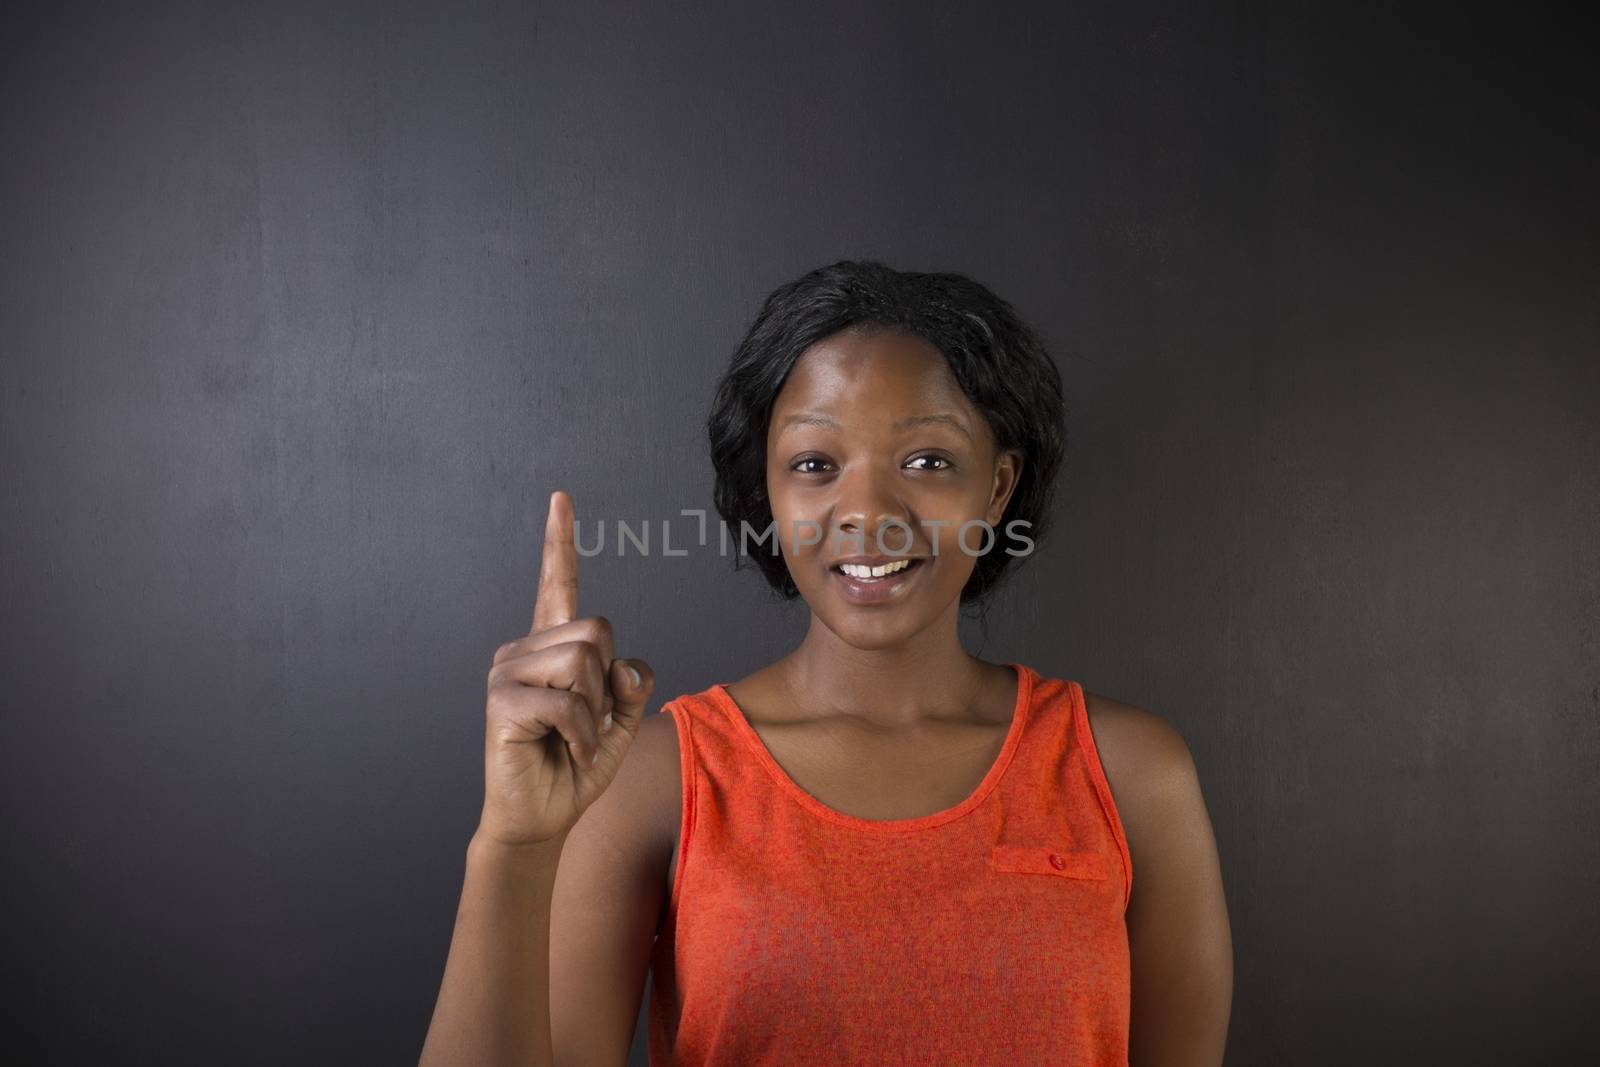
left=990, top=844, right=1107, bottom=880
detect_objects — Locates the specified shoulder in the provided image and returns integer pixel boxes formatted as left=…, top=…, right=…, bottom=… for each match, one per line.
left=569, top=698, right=684, bottom=872
left=1082, top=689, right=1195, bottom=784
left=1079, top=689, right=1202, bottom=853
left=626, top=700, right=687, bottom=844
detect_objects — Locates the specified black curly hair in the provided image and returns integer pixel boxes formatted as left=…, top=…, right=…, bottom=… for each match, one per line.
left=707, top=259, right=1067, bottom=609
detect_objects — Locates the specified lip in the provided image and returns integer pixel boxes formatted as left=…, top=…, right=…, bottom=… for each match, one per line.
left=828, top=556, right=928, bottom=605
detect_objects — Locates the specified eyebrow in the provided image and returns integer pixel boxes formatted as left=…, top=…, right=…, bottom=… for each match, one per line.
left=777, top=411, right=972, bottom=439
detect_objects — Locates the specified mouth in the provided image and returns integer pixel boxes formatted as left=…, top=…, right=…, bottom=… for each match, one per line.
left=827, top=557, right=928, bottom=604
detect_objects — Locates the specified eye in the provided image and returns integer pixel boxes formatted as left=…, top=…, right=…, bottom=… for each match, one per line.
left=791, top=456, right=834, bottom=474
left=906, top=454, right=952, bottom=471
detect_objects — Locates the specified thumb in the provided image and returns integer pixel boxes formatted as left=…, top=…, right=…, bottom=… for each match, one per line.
left=607, top=657, right=655, bottom=731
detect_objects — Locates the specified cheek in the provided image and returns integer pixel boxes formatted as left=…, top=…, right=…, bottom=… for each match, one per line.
left=932, top=516, right=995, bottom=574
left=932, top=546, right=979, bottom=588
left=771, top=492, right=839, bottom=545
left=766, top=505, right=826, bottom=563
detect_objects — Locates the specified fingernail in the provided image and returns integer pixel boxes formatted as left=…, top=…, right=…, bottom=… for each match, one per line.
left=601, top=711, right=614, bottom=733
left=625, top=663, right=641, bottom=688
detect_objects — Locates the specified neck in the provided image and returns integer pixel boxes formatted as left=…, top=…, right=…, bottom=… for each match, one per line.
left=778, top=607, right=992, bottom=727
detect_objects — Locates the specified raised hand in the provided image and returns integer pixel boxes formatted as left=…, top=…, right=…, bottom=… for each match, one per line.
left=477, top=490, right=655, bottom=846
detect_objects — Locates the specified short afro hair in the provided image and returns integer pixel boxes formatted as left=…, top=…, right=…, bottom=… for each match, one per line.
left=707, top=259, right=1067, bottom=609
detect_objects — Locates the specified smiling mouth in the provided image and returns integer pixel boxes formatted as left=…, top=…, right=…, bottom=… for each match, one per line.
left=831, top=558, right=927, bottom=581
left=826, top=557, right=930, bottom=606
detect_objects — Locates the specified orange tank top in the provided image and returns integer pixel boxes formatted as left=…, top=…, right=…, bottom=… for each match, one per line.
left=647, top=662, right=1133, bottom=1066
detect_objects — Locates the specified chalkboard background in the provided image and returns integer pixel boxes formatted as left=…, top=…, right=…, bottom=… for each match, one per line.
left=2, top=1, right=1595, bottom=1063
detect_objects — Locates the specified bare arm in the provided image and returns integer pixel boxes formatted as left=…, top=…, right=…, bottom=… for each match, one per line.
left=547, top=710, right=679, bottom=1067
left=420, top=832, right=569, bottom=1066
left=1091, top=698, right=1234, bottom=1066
left=420, top=710, right=677, bottom=1067
left=419, top=490, right=665, bottom=1067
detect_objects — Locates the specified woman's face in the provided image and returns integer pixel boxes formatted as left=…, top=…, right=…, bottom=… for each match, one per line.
left=764, top=326, right=1022, bottom=650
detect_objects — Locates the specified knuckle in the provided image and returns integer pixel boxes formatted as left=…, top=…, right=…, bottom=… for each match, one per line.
left=550, top=688, right=586, bottom=729
left=560, top=639, right=600, bottom=674
left=573, top=689, right=602, bottom=727
left=486, top=653, right=528, bottom=691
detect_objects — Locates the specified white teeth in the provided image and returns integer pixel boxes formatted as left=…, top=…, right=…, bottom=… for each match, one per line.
left=839, top=559, right=914, bottom=579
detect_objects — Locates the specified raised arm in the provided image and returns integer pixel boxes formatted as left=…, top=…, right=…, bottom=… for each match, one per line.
left=419, top=490, right=663, bottom=1067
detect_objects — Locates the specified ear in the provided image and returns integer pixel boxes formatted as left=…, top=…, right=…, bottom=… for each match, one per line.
left=987, top=450, right=1024, bottom=526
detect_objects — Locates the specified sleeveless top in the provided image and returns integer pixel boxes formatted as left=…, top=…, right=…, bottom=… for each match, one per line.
left=646, top=662, right=1133, bottom=1066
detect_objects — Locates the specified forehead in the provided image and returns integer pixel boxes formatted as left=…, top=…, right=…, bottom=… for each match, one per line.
left=771, top=327, right=970, bottom=419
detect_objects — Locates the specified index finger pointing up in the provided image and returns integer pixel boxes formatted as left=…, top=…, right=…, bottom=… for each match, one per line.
left=532, top=489, right=579, bottom=634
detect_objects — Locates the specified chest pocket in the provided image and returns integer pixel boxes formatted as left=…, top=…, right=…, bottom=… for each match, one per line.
left=989, top=844, right=1107, bottom=880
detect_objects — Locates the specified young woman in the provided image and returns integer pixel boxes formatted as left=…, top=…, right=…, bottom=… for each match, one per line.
left=420, top=261, right=1233, bottom=1066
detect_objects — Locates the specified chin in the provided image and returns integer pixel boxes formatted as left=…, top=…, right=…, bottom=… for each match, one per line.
left=805, top=602, right=940, bottom=649
left=833, top=624, right=920, bottom=651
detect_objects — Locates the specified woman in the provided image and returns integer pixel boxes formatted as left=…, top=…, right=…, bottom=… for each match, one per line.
left=420, top=261, right=1233, bottom=1066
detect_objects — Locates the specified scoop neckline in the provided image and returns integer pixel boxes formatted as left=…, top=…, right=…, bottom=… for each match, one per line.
left=705, top=661, right=1036, bottom=834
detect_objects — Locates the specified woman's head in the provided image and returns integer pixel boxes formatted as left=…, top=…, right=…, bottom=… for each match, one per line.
left=708, top=260, right=1065, bottom=639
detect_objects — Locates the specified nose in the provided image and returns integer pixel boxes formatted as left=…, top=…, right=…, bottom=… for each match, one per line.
left=833, top=466, right=915, bottom=556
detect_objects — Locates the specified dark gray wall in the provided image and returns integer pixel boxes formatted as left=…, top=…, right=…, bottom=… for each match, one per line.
left=2, top=1, right=1595, bottom=1063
